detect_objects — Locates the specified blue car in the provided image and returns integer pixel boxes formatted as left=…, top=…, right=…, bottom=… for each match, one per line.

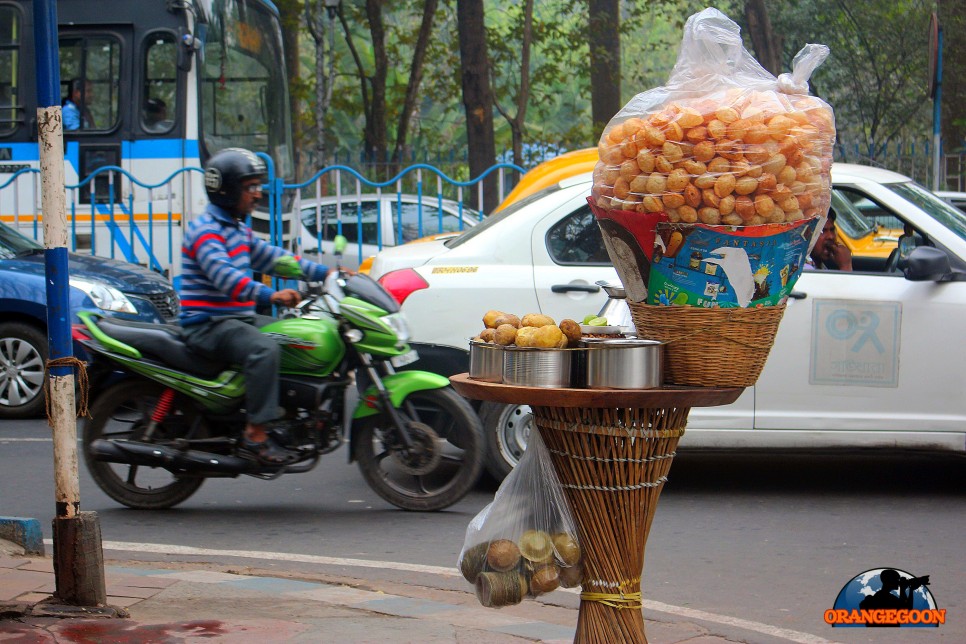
left=0, top=221, right=179, bottom=418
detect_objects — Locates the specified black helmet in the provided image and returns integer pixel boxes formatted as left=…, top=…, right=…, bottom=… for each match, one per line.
left=204, top=148, right=267, bottom=212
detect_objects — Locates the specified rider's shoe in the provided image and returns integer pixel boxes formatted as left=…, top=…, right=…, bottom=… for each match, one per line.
left=238, top=435, right=299, bottom=466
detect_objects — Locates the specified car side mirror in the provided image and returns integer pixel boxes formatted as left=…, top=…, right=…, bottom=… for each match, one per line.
left=901, top=246, right=951, bottom=281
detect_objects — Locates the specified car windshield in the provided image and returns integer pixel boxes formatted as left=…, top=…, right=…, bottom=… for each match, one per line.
left=0, top=222, right=43, bottom=258
left=447, top=184, right=563, bottom=248
left=885, top=181, right=966, bottom=243
left=828, top=190, right=876, bottom=238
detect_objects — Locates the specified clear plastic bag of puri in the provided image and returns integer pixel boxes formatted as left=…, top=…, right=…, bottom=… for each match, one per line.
left=592, top=7, right=835, bottom=229
left=458, top=431, right=582, bottom=608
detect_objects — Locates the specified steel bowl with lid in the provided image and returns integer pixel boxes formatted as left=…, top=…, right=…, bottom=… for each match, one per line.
left=581, top=337, right=663, bottom=389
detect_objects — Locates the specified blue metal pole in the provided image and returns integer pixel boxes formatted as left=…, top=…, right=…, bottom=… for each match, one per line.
left=34, top=0, right=83, bottom=525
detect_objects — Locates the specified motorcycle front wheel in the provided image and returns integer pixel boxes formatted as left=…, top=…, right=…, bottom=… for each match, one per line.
left=84, top=380, right=206, bottom=510
left=354, top=387, right=484, bottom=512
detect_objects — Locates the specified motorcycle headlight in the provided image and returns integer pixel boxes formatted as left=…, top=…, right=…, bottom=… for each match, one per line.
left=380, top=312, right=411, bottom=343
left=70, top=278, right=137, bottom=314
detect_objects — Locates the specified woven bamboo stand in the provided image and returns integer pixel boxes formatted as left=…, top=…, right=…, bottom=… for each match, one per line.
left=449, top=375, right=743, bottom=644
left=535, top=405, right=687, bottom=643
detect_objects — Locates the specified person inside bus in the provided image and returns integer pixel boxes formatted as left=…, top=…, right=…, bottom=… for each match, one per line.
left=808, top=211, right=852, bottom=271
left=143, top=98, right=169, bottom=132
left=179, top=148, right=332, bottom=465
left=62, top=79, right=94, bottom=130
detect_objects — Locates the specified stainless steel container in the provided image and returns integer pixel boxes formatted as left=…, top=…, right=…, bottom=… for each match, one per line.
left=468, top=341, right=504, bottom=382
left=582, top=338, right=663, bottom=389
left=503, top=346, right=573, bottom=388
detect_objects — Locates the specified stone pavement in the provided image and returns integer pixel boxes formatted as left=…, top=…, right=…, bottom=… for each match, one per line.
left=0, top=541, right=822, bottom=643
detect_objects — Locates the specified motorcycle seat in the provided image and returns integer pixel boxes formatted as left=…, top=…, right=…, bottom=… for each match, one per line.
left=95, top=318, right=228, bottom=378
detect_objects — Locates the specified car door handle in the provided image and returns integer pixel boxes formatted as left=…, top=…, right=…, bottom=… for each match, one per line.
left=788, top=290, right=807, bottom=300
left=551, top=284, right=601, bottom=294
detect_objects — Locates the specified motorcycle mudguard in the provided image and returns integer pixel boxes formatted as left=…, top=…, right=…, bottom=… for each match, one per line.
left=352, top=371, right=450, bottom=420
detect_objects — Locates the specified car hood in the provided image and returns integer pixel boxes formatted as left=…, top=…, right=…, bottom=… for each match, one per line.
left=369, top=238, right=451, bottom=278
left=2, top=249, right=173, bottom=294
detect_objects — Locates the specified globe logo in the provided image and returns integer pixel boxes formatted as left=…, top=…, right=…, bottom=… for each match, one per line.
left=826, top=567, right=944, bottom=628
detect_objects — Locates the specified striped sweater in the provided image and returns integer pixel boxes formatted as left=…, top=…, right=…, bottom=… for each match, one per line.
left=179, top=205, right=328, bottom=318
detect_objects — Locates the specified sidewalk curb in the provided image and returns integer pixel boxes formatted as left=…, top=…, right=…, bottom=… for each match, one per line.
left=0, top=517, right=44, bottom=555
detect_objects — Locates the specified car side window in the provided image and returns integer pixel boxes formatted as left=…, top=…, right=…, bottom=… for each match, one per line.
left=301, top=202, right=379, bottom=244
left=546, top=206, right=610, bottom=265
left=393, top=203, right=464, bottom=243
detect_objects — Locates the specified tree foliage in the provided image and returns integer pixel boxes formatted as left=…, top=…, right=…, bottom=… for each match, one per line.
left=284, top=0, right=951, bottom=174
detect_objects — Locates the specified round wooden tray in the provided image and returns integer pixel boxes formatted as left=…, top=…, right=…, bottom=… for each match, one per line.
left=449, top=373, right=743, bottom=408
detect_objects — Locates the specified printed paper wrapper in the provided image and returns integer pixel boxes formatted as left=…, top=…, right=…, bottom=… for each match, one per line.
left=588, top=197, right=668, bottom=303
left=648, top=217, right=819, bottom=308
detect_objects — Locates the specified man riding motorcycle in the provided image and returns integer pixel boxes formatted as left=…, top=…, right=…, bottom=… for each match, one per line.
left=180, top=148, right=329, bottom=465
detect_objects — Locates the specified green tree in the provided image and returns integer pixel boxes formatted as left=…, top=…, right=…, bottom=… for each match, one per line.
left=771, top=0, right=933, bottom=152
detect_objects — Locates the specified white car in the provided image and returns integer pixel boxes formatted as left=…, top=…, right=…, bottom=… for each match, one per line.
left=296, top=194, right=480, bottom=270
left=370, top=164, right=966, bottom=479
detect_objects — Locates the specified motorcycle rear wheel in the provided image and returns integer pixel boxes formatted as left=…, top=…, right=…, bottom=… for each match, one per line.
left=354, top=387, right=484, bottom=512
left=84, top=380, right=206, bottom=510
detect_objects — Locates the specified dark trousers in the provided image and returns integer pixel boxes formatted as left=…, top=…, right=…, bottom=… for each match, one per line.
left=182, top=316, right=281, bottom=425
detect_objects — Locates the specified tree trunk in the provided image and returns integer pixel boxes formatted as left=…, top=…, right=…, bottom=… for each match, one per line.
left=365, top=0, right=389, bottom=176
left=939, top=0, right=966, bottom=152
left=744, top=0, right=783, bottom=75
left=393, top=0, right=440, bottom=169
left=588, top=0, right=620, bottom=139
left=457, top=0, right=498, bottom=211
left=492, top=0, right=533, bottom=175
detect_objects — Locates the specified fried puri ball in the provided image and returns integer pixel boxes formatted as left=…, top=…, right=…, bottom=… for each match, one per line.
left=521, top=313, right=555, bottom=328
left=494, top=324, right=518, bottom=346
left=559, top=319, right=581, bottom=346
left=493, top=313, right=521, bottom=329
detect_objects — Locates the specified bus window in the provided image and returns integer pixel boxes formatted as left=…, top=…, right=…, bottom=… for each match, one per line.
left=142, top=32, right=176, bottom=134
left=60, top=35, right=121, bottom=132
left=0, top=5, right=22, bottom=135
left=201, top=0, right=294, bottom=178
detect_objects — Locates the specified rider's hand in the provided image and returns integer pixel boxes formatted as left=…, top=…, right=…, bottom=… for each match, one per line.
left=271, top=288, right=302, bottom=308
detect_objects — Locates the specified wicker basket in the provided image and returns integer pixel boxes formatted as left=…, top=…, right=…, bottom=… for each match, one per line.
left=628, top=302, right=787, bottom=387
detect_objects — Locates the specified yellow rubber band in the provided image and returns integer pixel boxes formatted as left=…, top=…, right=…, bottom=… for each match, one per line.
left=579, top=591, right=643, bottom=609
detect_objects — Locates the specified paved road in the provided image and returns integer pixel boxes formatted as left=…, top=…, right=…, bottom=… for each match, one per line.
left=2, top=418, right=964, bottom=641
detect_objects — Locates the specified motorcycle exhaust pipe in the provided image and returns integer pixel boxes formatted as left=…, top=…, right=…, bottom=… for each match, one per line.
left=88, top=439, right=252, bottom=474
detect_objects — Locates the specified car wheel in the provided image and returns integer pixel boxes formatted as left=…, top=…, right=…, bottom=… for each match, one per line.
left=0, top=322, right=48, bottom=419
left=480, top=401, right=532, bottom=481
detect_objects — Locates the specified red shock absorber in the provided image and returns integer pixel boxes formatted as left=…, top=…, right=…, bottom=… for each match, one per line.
left=152, top=388, right=176, bottom=423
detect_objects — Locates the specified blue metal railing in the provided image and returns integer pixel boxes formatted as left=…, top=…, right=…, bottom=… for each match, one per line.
left=1, top=160, right=524, bottom=278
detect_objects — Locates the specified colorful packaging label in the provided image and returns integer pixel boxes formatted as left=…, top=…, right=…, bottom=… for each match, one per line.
left=648, top=218, right=819, bottom=308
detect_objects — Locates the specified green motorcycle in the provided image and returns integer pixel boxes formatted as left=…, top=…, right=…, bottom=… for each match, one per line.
left=74, top=263, right=484, bottom=512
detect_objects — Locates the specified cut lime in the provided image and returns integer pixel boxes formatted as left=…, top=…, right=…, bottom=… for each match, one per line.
left=588, top=316, right=608, bottom=326
left=582, top=314, right=597, bottom=324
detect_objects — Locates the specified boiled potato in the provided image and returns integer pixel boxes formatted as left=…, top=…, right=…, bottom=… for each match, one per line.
left=493, top=313, right=521, bottom=329
left=514, top=326, right=539, bottom=347
left=478, top=328, right=496, bottom=343
left=494, top=324, right=518, bottom=346
left=532, top=325, right=564, bottom=348
left=559, top=319, right=581, bottom=346
left=521, top=313, right=555, bottom=328
left=483, top=310, right=506, bottom=329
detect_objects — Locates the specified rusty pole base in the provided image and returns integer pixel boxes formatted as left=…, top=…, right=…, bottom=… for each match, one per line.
left=52, top=511, right=107, bottom=606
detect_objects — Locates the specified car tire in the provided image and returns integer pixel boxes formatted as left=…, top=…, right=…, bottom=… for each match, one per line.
left=481, top=401, right=533, bottom=481
left=0, top=321, right=48, bottom=419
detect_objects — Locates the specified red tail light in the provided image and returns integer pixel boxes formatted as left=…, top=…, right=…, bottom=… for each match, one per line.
left=378, top=269, right=429, bottom=305
left=72, top=324, right=92, bottom=341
